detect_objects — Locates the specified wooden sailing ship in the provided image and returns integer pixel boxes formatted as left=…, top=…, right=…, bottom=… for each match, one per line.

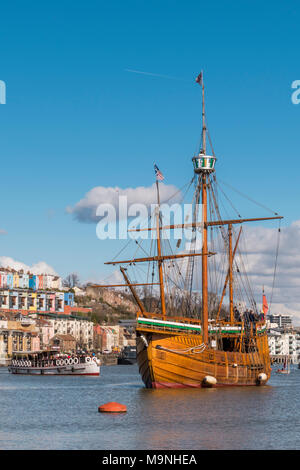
left=102, top=72, right=283, bottom=388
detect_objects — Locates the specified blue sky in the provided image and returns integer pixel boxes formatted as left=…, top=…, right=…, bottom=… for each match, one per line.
left=0, top=0, right=299, bottom=300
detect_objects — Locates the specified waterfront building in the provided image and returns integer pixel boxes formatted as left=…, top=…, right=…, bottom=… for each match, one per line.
left=35, top=318, right=55, bottom=349
left=94, top=325, right=132, bottom=353
left=31, top=312, right=94, bottom=351
left=50, top=334, right=76, bottom=353
left=0, top=312, right=38, bottom=365
left=268, top=329, right=299, bottom=364
left=267, top=314, right=293, bottom=330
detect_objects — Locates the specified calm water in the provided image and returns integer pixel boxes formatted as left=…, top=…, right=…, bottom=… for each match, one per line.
left=0, top=364, right=299, bottom=450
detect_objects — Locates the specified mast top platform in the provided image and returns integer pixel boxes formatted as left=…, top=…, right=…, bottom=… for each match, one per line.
left=192, top=151, right=217, bottom=174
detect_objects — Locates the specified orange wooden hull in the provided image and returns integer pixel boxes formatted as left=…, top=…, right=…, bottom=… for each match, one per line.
left=137, top=331, right=271, bottom=388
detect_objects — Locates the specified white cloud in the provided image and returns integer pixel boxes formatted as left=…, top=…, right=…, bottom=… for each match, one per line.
left=0, top=257, right=58, bottom=275
left=66, top=183, right=181, bottom=223
left=219, top=220, right=300, bottom=324
left=0, top=229, right=7, bottom=235
left=86, top=269, right=124, bottom=286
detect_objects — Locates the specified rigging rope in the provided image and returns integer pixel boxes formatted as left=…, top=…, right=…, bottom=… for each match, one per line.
left=218, top=178, right=279, bottom=216
left=269, top=220, right=281, bottom=314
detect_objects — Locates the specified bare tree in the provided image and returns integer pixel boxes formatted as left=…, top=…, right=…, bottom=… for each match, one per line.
left=63, top=272, right=80, bottom=288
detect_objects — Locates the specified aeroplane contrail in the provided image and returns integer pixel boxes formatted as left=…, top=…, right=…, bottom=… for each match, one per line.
left=124, top=68, right=188, bottom=81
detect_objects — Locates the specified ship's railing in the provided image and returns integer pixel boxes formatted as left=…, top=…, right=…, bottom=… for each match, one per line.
left=137, top=312, right=202, bottom=325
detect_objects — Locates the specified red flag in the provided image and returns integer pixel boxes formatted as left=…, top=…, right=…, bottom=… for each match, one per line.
left=195, top=72, right=203, bottom=85
left=262, top=293, right=268, bottom=316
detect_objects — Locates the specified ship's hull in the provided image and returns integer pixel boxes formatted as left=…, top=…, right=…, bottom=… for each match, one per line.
left=8, top=359, right=100, bottom=376
left=137, top=331, right=271, bottom=388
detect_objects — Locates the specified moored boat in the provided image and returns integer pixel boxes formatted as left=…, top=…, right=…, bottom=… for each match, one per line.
left=117, top=345, right=137, bottom=365
left=102, top=72, right=282, bottom=388
left=276, top=356, right=290, bottom=375
left=8, top=350, right=100, bottom=376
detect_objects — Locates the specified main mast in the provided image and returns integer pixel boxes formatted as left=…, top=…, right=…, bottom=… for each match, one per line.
left=193, top=72, right=216, bottom=344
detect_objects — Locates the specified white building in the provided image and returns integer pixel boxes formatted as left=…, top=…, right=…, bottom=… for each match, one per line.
left=48, top=315, right=94, bottom=350
left=267, top=314, right=293, bottom=330
left=268, top=329, right=298, bottom=363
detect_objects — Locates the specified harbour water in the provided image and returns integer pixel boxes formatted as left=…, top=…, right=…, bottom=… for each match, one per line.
left=0, top=364, right=299, bottom=450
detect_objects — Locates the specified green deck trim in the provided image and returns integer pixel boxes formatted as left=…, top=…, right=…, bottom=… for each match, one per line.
left=137, top=318, right=201, bottom=331
left=137, top=317, right=267, bottom=335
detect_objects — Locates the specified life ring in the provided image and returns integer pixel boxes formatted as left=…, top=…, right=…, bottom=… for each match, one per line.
left=92, top=357, right=97, bottom=363
left=28, top=361, right=32, bottom=367
left=69, top=358, right=74, bottom=365
left=65, top=358, right=70, bottom=365
left=57, top=359, right=61, bottom=366
left=85, top=357, right=91, bottom=363
left=73, top=357, right=78, bottom=364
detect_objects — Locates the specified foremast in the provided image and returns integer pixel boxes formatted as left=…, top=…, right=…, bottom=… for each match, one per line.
left=155, top=179, right=166, bottom=318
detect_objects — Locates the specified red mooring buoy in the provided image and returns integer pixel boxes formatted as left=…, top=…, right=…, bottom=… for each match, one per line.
left=98, top=402, right=127, bottom=413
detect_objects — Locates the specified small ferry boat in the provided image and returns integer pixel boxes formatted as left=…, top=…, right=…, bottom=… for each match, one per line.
left=8, top=350, right=100, bottom=376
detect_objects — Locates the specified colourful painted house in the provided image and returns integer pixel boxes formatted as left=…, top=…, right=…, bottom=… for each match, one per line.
left=9, top=291, right=18, bottom=309
left=19, top=292, right=28, bottom=310
left=29, top=275, right=38, bottom=290
left=13, top=274, right=19, bottom=288
left=38, top=275, right=43, bottom=290
left=64, top=292, right=74, bottom=307
left=19, top=274, right=29, bottom=289
left=46, top=293, right=56, bottom=312
left=0, top=290, right=9, bottom=309
left=6, top=274, right=13, bottom=289
left=37, top=293, right=46, bottom=311
left=28, top=292, right=37, bottom=311
left=55, top=293, right=64, bottom=312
